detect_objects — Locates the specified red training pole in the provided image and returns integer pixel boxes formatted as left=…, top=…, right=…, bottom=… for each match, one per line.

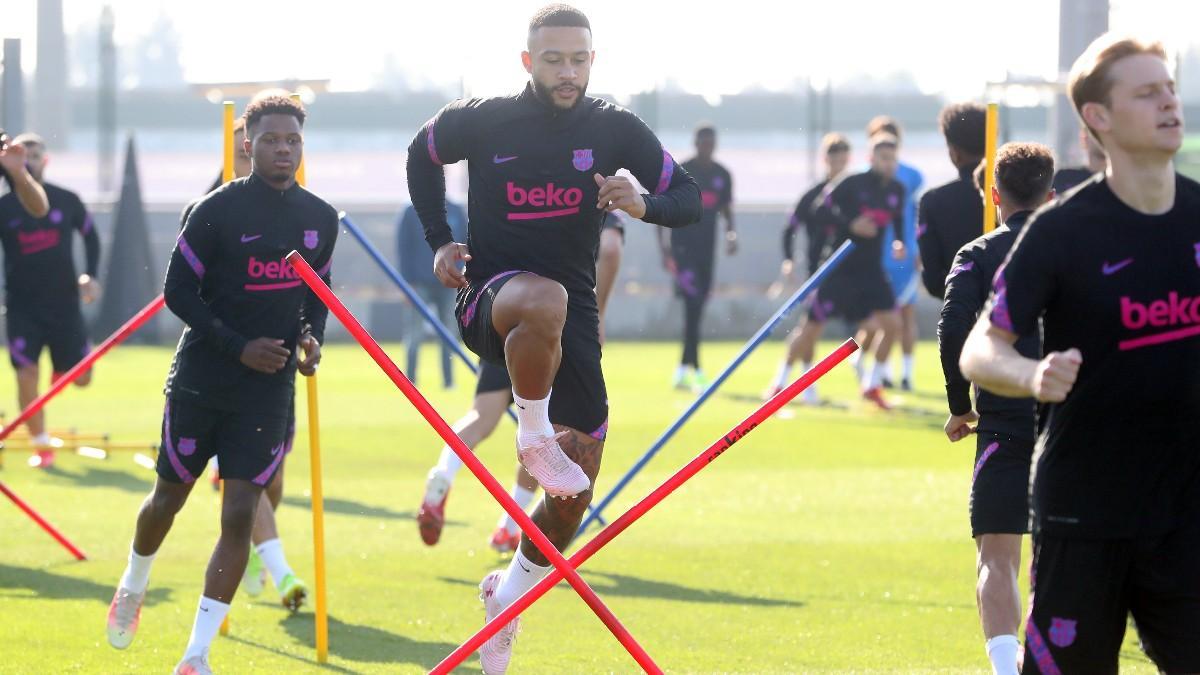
left=432, top=339, right=859, bottom=674
left=286, top=252, right=661, bottom=674
left=0, top=294, right=166, bottom=443
left=0, top=480, right=87, bottom=560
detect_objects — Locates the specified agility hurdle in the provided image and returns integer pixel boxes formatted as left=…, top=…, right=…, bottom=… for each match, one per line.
left=434, top=338, right=857, bottom=672
left=0, top=295, right=164, bottom=444
left=288, top=250, right=662, bottom=672
left=0, top=250, right=162, bottom=557
left=578, top=239, right=856, bottom=534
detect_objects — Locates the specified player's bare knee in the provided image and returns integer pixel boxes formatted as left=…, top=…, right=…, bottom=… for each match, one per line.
left=147, top=485, right=189, bottom=517
left=883, top=312, right=902, bottom=333
left=529, top=298, right=568, bottom=336
left=73, top=370, right=92, bottom=387
left=978, top=540, right=1021, bottom=579
left=516, top=278, right=568, bottom=333
left=220, top=494, right=260, bottom=537
left=494, top=276, right=567, bottom=339
left=15, top=365, right=38, bottom=386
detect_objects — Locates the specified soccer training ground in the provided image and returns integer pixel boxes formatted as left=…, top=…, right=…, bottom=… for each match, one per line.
left=0, top=342, right=1154, bottom=673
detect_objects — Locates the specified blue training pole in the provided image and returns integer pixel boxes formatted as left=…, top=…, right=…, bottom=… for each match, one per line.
left=577, top=240, right=856, bottom=535
left=340, top=213, right=517, bottom=423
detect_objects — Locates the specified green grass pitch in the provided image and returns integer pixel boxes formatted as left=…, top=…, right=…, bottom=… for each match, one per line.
left=0, top=341, right=1155, bottom=673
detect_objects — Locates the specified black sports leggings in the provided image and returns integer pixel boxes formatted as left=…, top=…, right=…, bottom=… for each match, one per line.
left=681, top=293, right=706, bottom=368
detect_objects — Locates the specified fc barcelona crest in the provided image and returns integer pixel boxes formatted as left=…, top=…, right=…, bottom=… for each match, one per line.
left=573, top=149, right=594, bottom=171
left=304, top=230, right=319, bottom=250
left=1048, top=618, right=1077, bottom=648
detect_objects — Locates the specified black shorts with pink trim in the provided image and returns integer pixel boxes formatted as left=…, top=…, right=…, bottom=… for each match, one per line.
left=456, top=270, right=524, bottom=365
left=968, top=430, right=1033, bottom=538
left=5, top=305, right=89, bottom=373
left=806, top=271, right=895, bottom=325
left=456, top=272, right=609, bottom=439
left=476, top=360, right=513, bottom=396
left=156, top=397, right=290, bottom=486
left=283, top=402, right=296, bottom=455
left=1024, top=517, right=1200, bottom=674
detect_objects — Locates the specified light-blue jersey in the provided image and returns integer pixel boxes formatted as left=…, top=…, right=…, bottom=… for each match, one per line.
left=883, top=161, right=922, bottom=304
left=884, top=161, right=922, bottom=267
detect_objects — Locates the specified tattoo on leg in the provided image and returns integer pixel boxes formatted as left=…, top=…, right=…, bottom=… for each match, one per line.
left=521, top=425, right=604, bottom=565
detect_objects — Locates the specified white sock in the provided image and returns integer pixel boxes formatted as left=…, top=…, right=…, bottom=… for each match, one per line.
left=499, top=485, right=538, bottom=535
left=860, top=360, right=874, bottom=390
left=32, top=432, right=51, bottom=446
left=799, top=361, right=819, bottom=402
left=772, top=362, right=792, bottom=390
left=902, top=354, right=915, bottom=382
left=674, top=364, right=693, bottom=383
left=256, top=538, right=294, bottom=588
left=864, top=360, right=888, bottom=390
left=182, top=595, right=230, bottom=660
left=513, top=390, right=554, bottom=445
left=985, top=634, right=1020, bottom=675
left=119, top=546, right=155, bottom=594
left=494, top=548, right=552, bottom=609
left=434, top=445, right=463, bottom=481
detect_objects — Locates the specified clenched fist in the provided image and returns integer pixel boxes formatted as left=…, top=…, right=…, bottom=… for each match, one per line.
left=1030, top=349, right=1082, bottom=402
left=241, top=337, right=290, bottom=374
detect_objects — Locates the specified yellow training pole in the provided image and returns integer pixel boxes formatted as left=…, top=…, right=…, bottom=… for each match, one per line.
left=219, top=100, right=235, bottom=638
left=290, top=97, right=328, bottom=661
left=983, top=102, right=999, bottom=233
left=306, top=356, right=329, bottom=663
left=218, top=480, right=230, bottom=636
left=222, top=101, right=235, bottom=184
left=291, top=93, right=307, bottom=186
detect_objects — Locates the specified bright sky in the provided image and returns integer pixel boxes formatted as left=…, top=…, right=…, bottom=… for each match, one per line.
left=2, top=0, right=1193, bottom=100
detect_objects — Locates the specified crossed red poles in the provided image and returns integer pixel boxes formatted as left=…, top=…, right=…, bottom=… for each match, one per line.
left=287, top=251, right=856, bottom=673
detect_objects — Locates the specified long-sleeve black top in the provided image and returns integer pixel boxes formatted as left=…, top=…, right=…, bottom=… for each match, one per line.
left=938, top=210, right=1038, bottom=439
left=163, top=174, right=339, bottom=414
left=407, top=83, right=700, bottom=309
left=0, top=182, right=100, bottom=313
left=918, top=165, right=984, bottom=298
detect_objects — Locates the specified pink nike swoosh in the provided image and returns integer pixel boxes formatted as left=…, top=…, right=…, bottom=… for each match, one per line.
left=241, top=234, right=262, bottom=243
left=1102, top=258, right=1134, bottom=275
left=493, top=155, right=518, bottom=164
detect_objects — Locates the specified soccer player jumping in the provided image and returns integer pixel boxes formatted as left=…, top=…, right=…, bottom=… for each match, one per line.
left=406, top=5, right=700, bottom=672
